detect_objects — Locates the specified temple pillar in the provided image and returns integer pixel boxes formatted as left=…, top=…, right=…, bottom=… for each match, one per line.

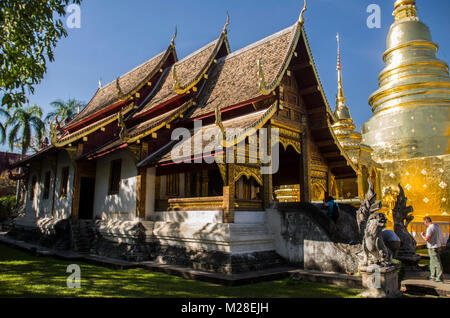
left=136, top=167, right=147, bottom=220
left=300, top=129, right=311, bottom=202
left=223, top=164, right=235, bottom=223
left=145, top=167, right=156, bottom=220
left=357, top=170, right=364, bottom=199
left=263, top=125, right=273, bottom=208
left=70, top=143, right=84, bottom=218
left=201, top=170, right=209, bottom=196
left=195, top=172, right=201, bottom=197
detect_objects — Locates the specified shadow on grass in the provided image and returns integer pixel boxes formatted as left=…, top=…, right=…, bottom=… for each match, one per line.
left=0, top=243, right=360, bottom=298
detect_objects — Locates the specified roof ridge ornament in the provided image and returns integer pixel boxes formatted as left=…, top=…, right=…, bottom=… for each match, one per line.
left=116, top=78, right=125, bottom=100
left=118, top=108, right=129, bottom=142
left=222, top=12, right=230, bottom=35
left=298, top=0, right=307, bottom=25
left=98, top=78, right=102, bottom=89
left=170, top=26, right=178, bottom=48
left=257, top=59, right=271, bottom=95
left=215, top=106, right=226, bottom=147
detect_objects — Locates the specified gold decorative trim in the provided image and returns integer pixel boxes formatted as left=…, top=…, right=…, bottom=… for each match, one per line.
left=370, top=82, right=450, bottom=105
left=219, top=101, right=278, bottom=148
left=279, top=136, right=301, bottom=155
left=233, top=164, right=263, bottom=186
left=125, top=100, right=195, bottom=144
left=52, top=103, right=135, bottom=147
left=373, top=100, right=450, bottom=116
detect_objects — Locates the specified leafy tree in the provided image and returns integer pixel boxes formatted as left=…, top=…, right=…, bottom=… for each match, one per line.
left=0, top=0, right=82, bottom=109
left=6, top=105, right=45, bottom=158
left=46, top=98, right=84, bottom=124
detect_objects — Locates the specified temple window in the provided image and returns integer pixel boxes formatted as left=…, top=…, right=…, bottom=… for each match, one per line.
left=108, top=159, right=122, bottom=195
left=43, top=171, right=51, bottom=200
left=60, top=167, right=70, bottom=197
left=166, top=174, right=179, bottom=196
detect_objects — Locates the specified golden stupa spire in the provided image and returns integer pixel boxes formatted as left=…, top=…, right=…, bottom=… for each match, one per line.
left=334, top=33, right=350, bottom=120
left=332, top=32, right=362, bottom=165
left=336, top=33, right=345, bottom=106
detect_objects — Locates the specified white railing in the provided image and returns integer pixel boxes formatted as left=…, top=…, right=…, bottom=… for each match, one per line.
left=408, top=222, right=449, bottom=246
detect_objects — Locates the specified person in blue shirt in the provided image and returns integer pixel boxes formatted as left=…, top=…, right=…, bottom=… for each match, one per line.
left=323, top=196, right=339, bottom=223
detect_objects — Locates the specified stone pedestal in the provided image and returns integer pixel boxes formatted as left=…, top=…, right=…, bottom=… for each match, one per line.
left=359, top=264, right=402, bottom=298
left=396, top=253, right=421, bottom=271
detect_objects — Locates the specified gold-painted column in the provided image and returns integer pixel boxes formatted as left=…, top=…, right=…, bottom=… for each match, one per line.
left=263, top=125, right=273, bottom=208
left=223, top=164, right=235, bottom=223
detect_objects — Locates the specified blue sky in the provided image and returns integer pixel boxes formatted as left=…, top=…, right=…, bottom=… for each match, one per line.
left=16, top=0, right=450, bottom=151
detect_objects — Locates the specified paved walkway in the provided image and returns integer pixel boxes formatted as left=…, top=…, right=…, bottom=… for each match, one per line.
left=402, top=271, right=449, bottom=298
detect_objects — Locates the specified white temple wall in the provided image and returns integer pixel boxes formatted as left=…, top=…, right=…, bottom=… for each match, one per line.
left=93, top=149, right=137, bottom=220
left=25, top=164, right=40, bottom=218
left=53, top=151, right=75, bottom=219
left=37, top=159, right=55, bottom=218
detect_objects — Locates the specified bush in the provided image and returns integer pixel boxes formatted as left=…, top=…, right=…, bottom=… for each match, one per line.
left=0, top=195, right=16, bottom=221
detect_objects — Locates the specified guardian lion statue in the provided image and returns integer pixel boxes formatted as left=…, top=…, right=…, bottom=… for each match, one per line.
left=362, top=212, right=392, bottom=266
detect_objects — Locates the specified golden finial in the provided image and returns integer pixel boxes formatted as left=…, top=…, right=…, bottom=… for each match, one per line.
left=298, top=0, right=307, bottom=25
left=222, top=12, right=230, bottom=34
left=170, top=26, right=178, bottom=47
left=336, top=33, right=342, bottom=71
left=336, top=33, right=344, bottom=102
left=393, top=0, right=418, bottom=21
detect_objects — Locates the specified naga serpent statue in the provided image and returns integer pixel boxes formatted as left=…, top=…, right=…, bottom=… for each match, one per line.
left=357, top=178, right=392, bottom=266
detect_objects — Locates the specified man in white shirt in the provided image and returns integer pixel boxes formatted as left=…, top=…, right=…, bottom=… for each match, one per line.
left=421, top=217, right=444, bottom=282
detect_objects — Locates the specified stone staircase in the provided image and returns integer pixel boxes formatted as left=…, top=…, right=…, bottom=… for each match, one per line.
left=70, top=219, right=93, bottom=254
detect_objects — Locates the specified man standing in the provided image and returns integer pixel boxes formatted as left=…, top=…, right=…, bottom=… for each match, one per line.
left=421, top=217, right=444, bottom=283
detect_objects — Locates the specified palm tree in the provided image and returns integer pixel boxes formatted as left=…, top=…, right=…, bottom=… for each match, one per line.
left=6, top=105, right=45, bottom=207
left=45, top=98, right=85, bottom=124
left=7, top=105, right=45, bottom=158
left=0, top=108, right=10, bottom=144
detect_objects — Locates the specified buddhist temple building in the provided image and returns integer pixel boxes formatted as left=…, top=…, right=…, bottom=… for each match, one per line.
left=10, top=3, right=381, bottom=272
left=362, top=0, right=450, bottom=222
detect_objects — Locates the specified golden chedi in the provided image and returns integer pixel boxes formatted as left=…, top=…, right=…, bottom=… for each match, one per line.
left=362, top=0, right=450, bottom=221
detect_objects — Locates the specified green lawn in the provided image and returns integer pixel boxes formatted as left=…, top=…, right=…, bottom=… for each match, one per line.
left=0, top=243, right=360, bottom=298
